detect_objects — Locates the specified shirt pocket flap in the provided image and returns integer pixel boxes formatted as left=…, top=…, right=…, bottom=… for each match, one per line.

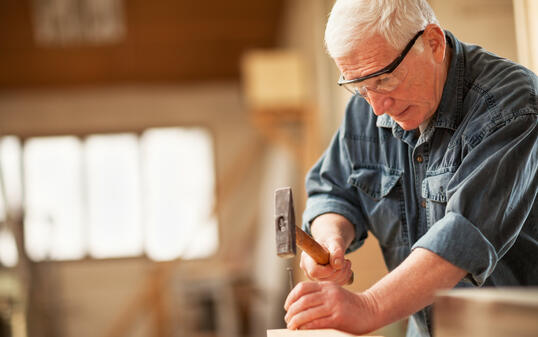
left=348, top=165, right=403, bottom=200
left=422, top=172, right=453, bottom=203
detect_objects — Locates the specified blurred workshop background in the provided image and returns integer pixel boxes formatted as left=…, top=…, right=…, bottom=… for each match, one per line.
left=0, top=1, right=536, bottom=337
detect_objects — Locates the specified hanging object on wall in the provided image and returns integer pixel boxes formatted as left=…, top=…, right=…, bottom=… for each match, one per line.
left=31, top=0, right=126, bottom=46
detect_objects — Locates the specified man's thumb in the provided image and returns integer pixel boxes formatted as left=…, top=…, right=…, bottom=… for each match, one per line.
left=327, top=243, right=345, bottom=270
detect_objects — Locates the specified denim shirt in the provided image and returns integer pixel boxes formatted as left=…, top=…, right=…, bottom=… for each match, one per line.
left=303, top=31, right=538, bottom=337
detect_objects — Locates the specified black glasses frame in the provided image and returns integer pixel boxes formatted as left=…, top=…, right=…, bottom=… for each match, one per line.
left=338, top=30, right=425, bottom=86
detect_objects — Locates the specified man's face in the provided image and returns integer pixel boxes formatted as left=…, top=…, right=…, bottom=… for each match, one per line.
left=334, top=30, right=446, bottom=131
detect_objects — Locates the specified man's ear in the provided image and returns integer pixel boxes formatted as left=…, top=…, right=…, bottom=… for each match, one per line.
left=423, top=24, right=446, bottom=64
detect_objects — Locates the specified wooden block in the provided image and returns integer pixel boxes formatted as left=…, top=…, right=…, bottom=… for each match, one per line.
left=241, top=50, right=307, bottom=110
left=434, top=287, right=538, bottom=337
left=267, top=329, right=381, bottom=337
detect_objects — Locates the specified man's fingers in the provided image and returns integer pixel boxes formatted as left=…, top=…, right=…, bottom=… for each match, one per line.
left=335, top=259, right=353, bottom=285
left=308, top=264, right=337, bottom=280
left=300, top=242, right=353, bottom=284
left=286, top=304, right=331, bottom=330
left=284, top=281, right=321, bottom=311
left=315, top=264, right=350, bottom=283
left=284, top=293, right=324, bottom=323
left=297, top=315, right=335, bottom=330
left=300, top=251, right=335, bottom=279
left=284, top=280, right=370, bottom=334
left=315, top=259, right=352, bottom=285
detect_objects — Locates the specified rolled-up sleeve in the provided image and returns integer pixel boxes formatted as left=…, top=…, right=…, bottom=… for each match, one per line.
left=413, top=114, right=538, bottom=285
left=302, top=127, right=369, bottom=253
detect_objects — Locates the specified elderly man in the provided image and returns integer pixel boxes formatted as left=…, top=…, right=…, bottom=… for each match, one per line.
left=283, top=0, right=538, bottom=336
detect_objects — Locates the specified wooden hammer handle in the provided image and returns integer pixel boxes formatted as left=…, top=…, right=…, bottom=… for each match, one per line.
left=295, top=226, right=354, bottom=284
left=295, top=226, right=330, bottom=265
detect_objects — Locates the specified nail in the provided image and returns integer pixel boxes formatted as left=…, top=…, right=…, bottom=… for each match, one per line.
left=286, top=267, right=294, bottom=291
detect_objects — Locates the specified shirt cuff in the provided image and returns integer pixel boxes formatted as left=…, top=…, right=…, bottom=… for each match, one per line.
left=412, top=212, right=498, bottom=286
left=302, top=197, right=368, bottom=253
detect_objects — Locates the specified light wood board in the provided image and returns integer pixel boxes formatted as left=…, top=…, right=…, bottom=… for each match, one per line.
left=267, top=329, right=382, bottom=337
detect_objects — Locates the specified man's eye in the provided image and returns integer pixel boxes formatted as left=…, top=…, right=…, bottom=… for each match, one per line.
left=376, top=76, right=396, bottom=89
left=377, top=76, right=391, bottom=84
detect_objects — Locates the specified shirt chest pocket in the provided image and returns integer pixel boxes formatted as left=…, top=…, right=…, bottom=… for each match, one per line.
left=422, top=172, right=453, bottom=227
left=348, top=165, right=409, bottom=247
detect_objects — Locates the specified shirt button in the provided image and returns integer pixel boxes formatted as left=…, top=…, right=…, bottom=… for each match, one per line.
left=421, top=200, right=427, bottom=208
left=416, top=155, right=424, bottom=163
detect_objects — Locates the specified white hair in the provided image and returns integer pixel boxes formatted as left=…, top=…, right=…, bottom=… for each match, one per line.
left=325, top=0, right=439, bottom=58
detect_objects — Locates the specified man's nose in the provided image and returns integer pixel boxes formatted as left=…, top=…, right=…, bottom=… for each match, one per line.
left=367, top=91, right=394, bottom=116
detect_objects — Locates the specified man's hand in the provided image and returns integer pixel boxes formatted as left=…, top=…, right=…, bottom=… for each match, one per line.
left=284, top=281, right=378, bottom=334
left=300, top=240, right=352, bottom=285
left=289, top=248, right=467, bottom=335
left=287, top=249, right=466, bottom=335
left=301, top=213, right=355, bottom=285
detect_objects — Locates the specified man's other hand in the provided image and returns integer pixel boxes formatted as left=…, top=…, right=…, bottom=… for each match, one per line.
left=284, top=281, right=378, bottom=334
left=302, top=213, right=356, bottom=285
left=299, top=241, right=352, bottom=285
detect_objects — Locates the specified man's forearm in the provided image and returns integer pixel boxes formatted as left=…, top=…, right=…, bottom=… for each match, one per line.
left=363, top=247, right=467, bottom=329
left=309, top=214, right=466, bottom=329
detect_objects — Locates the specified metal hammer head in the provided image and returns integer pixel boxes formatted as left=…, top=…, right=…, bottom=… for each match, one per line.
left=275, top=187, right=296, bottom=258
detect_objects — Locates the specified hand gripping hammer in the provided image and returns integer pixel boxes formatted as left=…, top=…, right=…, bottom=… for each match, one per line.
left=274, top=187, right=353, bottom=286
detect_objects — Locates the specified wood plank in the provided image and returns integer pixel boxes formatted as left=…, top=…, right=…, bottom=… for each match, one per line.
left=434, top=288, right=538, bottom=337
left=267, top=329, right=382, bottom=337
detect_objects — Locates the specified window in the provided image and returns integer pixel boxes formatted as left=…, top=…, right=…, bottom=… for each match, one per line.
left=24, top=136, right=85, bottom=260
left=86, top=133, right=142, bottom=258
left=141, top=128, right=218, bottom=261
left=0, top=127, right=218, bottom=263
left=0, top=136, right=22, bottom=267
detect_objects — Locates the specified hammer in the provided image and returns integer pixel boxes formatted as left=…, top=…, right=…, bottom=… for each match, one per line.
left=274, top=187, right=353, bottom=285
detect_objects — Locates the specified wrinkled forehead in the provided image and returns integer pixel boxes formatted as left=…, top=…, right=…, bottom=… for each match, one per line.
left=336, top=34, right=401, bottom=78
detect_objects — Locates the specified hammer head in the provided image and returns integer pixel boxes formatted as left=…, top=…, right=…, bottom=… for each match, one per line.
left=275, top=187, right=296, bottom=258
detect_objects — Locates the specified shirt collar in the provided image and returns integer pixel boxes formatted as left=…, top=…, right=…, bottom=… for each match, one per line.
left=376, top=30, right=464, bottom=133
left=432, top=30, right=464, bottom=131
left=376, top=114, right=394, bottom=128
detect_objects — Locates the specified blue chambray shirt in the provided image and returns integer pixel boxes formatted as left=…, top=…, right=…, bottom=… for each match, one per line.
left=302, top=31, right=538, bottom=337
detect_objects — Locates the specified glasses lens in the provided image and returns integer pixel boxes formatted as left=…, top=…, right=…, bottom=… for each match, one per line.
left=374, top=74, right=400, bottom=92
left=342, top=83, right=356, bottom=95
left=353, top=66, right=409, bottom=97
left=344, top=83, right=367, bottom=97
left=377, top=66, right=408, bottom=92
